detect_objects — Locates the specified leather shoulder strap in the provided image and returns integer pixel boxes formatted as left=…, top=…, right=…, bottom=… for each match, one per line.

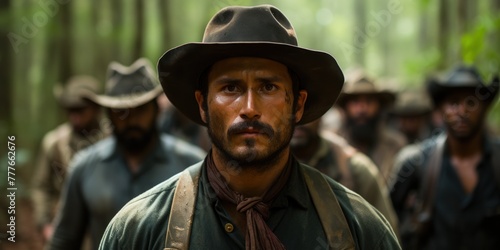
left=301, top=165, right=356, bottom=250
left=491, top=140, right=500, bottom=190
left=164, top=163, right=203, bottom=250
left=418, top=134, right=446, bottom=219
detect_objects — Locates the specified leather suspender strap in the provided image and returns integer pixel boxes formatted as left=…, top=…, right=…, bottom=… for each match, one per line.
left=164, top=162, right=355, bottom=250
left=491, top=141, right=500, bottom=191
left=418, top=134, right=446, bottom=224
left=301, top=166, right=356, bottom=250
left=164, top=163, right=202, bottom=250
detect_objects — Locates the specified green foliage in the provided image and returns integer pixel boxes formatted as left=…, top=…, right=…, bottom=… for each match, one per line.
left=461, top=14, right=500, bottom=73
left=460, top=13, right=500, bottom=130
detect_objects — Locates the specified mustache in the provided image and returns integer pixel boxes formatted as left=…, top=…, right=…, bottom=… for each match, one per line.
left=117, top=126, right=148, bottom=136
left=227, top=120, right=275, bottom=138
left=449, top=116, right=471, bottom=125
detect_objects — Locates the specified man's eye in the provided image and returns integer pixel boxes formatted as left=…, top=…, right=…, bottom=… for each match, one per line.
left=263, top=83, right=277, bottom=92
left=223, top=85, right=238, bottom=92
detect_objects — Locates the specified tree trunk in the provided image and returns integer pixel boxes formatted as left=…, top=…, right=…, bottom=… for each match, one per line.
left=158, top=0, right=171, bottom=49
left=353, top=0, right=367, bottom=67
left=437, top=0, right=451, bottom=69
left=133, top=0, right=144, bottom=59
left=0, top=0, right=11, bottom=140
left=59, top=1, right=72, bottom=83
left=492, top=0, right=500, bottom=54
left=418, top=5, right=430, bottom=51
left=111, top=0, right=123, bottom=61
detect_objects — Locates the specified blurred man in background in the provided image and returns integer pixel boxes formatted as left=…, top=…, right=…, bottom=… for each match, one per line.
left=157, top=94, right=211, bottom=151
left=32, top=76, right=110, bottom=243
left=49, top=58, right=205, bottom=250
left=389, top=89, right=434, bottom=144
left=336, top=70, right=407, bottom=182
left=390, top=66, right=500, bottom=249
left=291, top=118, right=399, bottom=231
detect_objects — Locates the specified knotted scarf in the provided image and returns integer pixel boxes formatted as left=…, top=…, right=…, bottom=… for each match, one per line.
left=206, top=152, right=292, bottom=250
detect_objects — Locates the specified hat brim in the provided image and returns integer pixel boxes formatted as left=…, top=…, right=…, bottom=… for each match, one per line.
left=89, top=85, right=163, bottom=109
left=336, top=91, right=396, bottom=109
left=158, top=42, right=344, bottom=126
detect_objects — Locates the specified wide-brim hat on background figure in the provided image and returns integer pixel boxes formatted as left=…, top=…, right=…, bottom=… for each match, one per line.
left=91, top=58, right=163, bottom=109
left=427, top=65, right=499, bottom=105
left=53, top=75, right=101, bottom=108
left=336, top=69, right=395, bottom=109
left=157, top=5, right=344, bottom=126
left=390, top=89, right=433, bottom=116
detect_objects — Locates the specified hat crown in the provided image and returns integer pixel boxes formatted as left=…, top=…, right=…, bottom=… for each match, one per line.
left=393, top=90, right=432, bottom=114
left=202, top=5, right=298, bottom=46
left=344, top=77, right=377, bottom=93
left=106, top=58, right=158, bottom=97
left=343, top=69, right=379, bottom=94
left=54, top=75, right=100, bottom=108
left=63, top=75, right=100, bottom=97
left=442, top=65, right=484, bottom=87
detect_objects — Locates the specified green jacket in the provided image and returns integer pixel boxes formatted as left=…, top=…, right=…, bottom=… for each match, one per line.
left=99, top=157, right=401, bottom=250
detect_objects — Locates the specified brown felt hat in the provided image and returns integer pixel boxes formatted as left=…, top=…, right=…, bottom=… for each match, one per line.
left=390, top=89, right=432, bottom=116
left=336, top=69, right=395, bottom=109
left=157, top=5, right=344, bottom=126
left=427, top=65, right=499, bottom=105
left=90, top=58, right=163, bottom=109
left=53, top=75, right=101, bottom=108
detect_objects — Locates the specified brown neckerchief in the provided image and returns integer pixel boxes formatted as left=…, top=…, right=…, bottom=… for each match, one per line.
left=206, top=152, right=292, bottom=250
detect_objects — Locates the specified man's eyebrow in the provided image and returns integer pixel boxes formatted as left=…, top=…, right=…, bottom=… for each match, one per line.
left=255, top=76, right=285, bottom=84
left=213, top=77, right=242, bottom=85
left=211, top=75, right=286, bottom=85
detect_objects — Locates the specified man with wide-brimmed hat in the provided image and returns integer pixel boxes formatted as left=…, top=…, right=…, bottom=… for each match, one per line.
left=49, top=58, right=205, bottom=250
left=336, top=69, right=407, bottom=183
left=32, top=75, right=110, bottom=244
left=390, top=65, right=500, bottom=250
left=100, top=5, right=400, bottom=250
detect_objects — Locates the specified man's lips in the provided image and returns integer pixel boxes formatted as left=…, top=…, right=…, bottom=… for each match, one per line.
left=236, top=128, right=263, bottom=134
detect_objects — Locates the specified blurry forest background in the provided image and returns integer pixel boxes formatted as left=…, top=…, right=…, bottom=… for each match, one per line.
left=0, top=0, right=499, bottom=239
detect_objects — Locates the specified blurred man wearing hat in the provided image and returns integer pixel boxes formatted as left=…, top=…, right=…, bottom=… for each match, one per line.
left=336, top=70, right=407, bottom=183
left=100, top=5, right=400, bottom=250
left=389, top=89, right=434, bottom=144
left=49, top=58, right=206, bottom=250
left=290, top=118, right=399, bottom=232
left=32, top=75, right=110, bottom=243
left=390, top=65, right=500, bottom=249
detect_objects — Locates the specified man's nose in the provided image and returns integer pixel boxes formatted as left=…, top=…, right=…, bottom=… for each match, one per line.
left=239, top=90, right=261, bottom=120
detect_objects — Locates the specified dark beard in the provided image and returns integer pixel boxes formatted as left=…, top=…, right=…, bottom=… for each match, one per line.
left=206, top=113, right=295, bottom=172
left=346, top=114, right=380, bottom=147
left=114, top=125, right=156, bottom=153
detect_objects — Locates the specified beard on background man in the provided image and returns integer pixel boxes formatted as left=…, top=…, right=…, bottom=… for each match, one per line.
left=114, top=125, right=157, bottom=153
left=346, top=113, right=381, bottom=148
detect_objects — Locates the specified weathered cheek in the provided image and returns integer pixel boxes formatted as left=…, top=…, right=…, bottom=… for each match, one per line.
left=210, top=95, right=241, bottom=118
